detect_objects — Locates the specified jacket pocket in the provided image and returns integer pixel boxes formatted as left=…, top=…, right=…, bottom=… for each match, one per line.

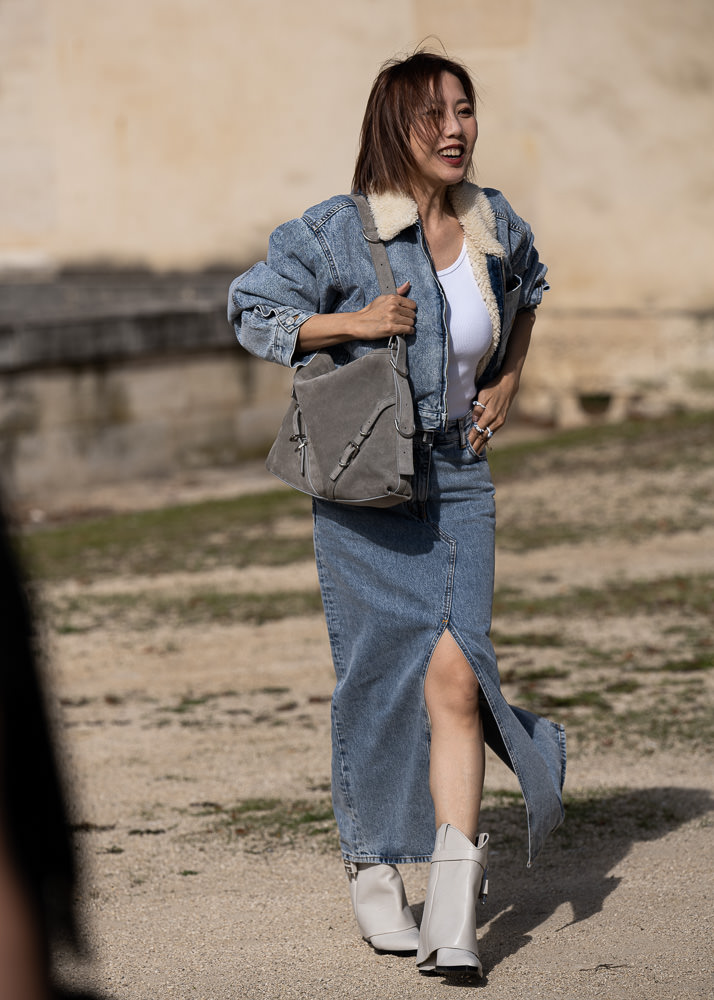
left=502, top=274, right=522, bottom=340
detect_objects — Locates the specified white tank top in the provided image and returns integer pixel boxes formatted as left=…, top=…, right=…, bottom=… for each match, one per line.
left=437, top=242, right=493, bottom=418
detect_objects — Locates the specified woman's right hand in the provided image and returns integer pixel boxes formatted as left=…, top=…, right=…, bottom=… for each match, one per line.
left=354, top=281, right=416, bottom=340
left=297, top=281, right=415, bottom=350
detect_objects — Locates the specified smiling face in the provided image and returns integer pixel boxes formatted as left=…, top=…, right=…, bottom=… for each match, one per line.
left=408, top=71, right=478, bottom=198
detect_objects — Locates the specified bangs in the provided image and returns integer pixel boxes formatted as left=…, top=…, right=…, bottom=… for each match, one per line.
left=407, top=71, right=458, bottom=150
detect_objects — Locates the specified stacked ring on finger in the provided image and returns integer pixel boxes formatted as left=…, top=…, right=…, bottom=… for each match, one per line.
left=473, top=422, right=495, bottom=439
left=473, top=400, right=486, bottom=411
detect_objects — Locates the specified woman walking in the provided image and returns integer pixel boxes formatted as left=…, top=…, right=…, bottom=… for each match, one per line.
left=228, top=49, right=566, bottom=981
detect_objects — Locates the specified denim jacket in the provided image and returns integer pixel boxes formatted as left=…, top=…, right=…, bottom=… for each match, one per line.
left=228, top=182, right=548, bottom=431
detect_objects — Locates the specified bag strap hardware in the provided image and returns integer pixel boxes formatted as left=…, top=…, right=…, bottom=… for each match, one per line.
left=361, top=228, right=381, bottom=244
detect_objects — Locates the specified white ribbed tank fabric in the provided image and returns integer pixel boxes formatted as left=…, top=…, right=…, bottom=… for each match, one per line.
left=437, top=242, right=493, bottom=418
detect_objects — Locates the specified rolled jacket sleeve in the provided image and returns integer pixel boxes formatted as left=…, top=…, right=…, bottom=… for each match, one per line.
left=486, top=189, right=549, bottom=313
left=513, top=220, right=549, bottom=313
left=228, top=217, right=335, bottom=368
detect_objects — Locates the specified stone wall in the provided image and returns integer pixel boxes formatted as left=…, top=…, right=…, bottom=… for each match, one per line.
left=1, top=0, right=712, bottom=501
left=1, top=349, right=292, bottom=501
left=0, top=273, right=293, bottom=502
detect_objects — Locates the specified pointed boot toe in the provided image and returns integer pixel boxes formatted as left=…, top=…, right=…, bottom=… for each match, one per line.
left=369, top=925, right=420, bottom=953
left=346, top=861, right=418, bottom=954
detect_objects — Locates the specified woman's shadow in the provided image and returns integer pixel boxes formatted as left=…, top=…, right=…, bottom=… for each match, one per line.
left=412, top=785, right=713, bottom=986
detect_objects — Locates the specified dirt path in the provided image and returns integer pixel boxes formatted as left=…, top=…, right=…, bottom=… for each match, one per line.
left=46, top=434, right=713, bottom=999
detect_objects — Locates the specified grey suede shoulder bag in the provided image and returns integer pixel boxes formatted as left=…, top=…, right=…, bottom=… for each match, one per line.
left=265, top=194, right=415, bottom=507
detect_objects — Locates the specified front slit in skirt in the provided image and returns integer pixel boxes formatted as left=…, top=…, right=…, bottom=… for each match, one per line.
left=312, top=415, right=566, bottom=867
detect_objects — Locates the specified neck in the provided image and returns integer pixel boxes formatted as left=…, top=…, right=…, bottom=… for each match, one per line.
left=410, top=181, right=452, bottom=228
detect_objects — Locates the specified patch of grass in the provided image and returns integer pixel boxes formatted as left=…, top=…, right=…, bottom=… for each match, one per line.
left=551, top=679, right=714, bottom=750
left=496, top=515, right=711, bottom=552
left=489, top=412, right=714, bottom=551
left=489, top=410, right=714, bottom=481
left=194, top=796, right=338, bottom=851
left=605, top=679, right=641, bottom=694
left=660, top=655, right=713, bottom=673
left=491, top=631, right=565, bottom=648
left=494, top=574, right=714, bottom=620
left=21, top=490, right=314, bottom=582
left=500, top=665, right=571, bottom=686
left=17, top=412, right=714, bottom=581
left=274, top=700, right=299, bottom=712
left=494, top=622, right=712, bottom=749
left=163, top=694, right=214, bottom=714
left=527, top=690, right=612, bottom=712
left=48, top=588, right=324, bottom=633
left=580, top=647, right=617, bottom=663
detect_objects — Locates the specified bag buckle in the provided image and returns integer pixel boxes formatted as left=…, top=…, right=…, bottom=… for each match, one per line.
left=331, top=441, right=359, bottom=481
left=339, top=441, right=360, bottom=467
left=289, top=433, right=308, bottom=474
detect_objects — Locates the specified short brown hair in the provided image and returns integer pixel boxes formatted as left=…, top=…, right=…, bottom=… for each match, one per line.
left=352, top=50, right=477, bottom=196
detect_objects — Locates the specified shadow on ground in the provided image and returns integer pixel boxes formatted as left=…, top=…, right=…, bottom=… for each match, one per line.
left=410, top=786, right=713, bottom=984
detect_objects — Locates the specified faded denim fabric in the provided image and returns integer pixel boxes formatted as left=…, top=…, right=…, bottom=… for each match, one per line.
left=313, top=415, right=565, bottom=866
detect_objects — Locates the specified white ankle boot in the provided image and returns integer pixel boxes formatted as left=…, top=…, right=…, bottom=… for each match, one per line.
left=416, top=824, right=489, bottom=979
left=345, top=861, right=420, bottom=953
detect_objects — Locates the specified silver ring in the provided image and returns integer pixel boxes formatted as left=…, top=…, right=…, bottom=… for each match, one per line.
left=472, top=422, right=484, bottom=434
left=486, top=426, right=494, bottom=439
left=473, top=400, right=486, bottom=410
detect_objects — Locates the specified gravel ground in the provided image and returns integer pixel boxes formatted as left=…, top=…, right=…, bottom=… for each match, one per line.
left=41, top=430, right=714, bottom=999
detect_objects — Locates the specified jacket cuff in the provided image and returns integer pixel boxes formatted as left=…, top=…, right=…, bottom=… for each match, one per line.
left=236, top=303, right=317, bottom=368
left=274, top=307, right=318, bottom=367
left=520, top=274, right=549, bottom=311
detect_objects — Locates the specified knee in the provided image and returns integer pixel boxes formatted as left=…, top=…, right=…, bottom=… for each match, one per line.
left=426, top=658, right=481, bottom=721
left=446, top=671, right=481, bottom=717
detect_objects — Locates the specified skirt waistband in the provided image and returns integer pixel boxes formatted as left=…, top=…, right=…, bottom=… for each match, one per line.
left=417, top=412, right=473, bottom=446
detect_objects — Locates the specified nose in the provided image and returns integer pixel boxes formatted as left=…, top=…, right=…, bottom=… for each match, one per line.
left=442, top=109, right=463, bottom=137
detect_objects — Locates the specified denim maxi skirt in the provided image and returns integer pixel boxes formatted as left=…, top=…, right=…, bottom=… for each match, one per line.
left=312, top=414, right=566, bottom=867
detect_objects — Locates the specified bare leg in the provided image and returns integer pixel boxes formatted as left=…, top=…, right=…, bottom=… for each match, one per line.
left=423, top=630, right=485, bottom=842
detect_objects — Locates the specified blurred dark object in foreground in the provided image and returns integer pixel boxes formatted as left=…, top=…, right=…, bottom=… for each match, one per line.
left=0, top=496, right=108, bottom=999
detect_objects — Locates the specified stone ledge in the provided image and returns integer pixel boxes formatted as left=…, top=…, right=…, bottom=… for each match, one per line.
left=0, top=270, right=240, bottom=371
left=0, top=309, right=235, bottom=372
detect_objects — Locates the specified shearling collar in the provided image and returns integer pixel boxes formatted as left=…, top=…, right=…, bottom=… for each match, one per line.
left=367, top=182, right=505, bottom=259
left=366, top=182, right=506, bottom=377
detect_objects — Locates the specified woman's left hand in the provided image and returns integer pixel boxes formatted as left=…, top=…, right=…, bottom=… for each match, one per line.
left=467, top=309, right=536, bottom=453
left=468, top=374, right=520, bottom=453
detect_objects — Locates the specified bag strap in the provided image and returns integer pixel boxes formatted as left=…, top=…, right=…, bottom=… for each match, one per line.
left=349, top=194, right=397, bottom=296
